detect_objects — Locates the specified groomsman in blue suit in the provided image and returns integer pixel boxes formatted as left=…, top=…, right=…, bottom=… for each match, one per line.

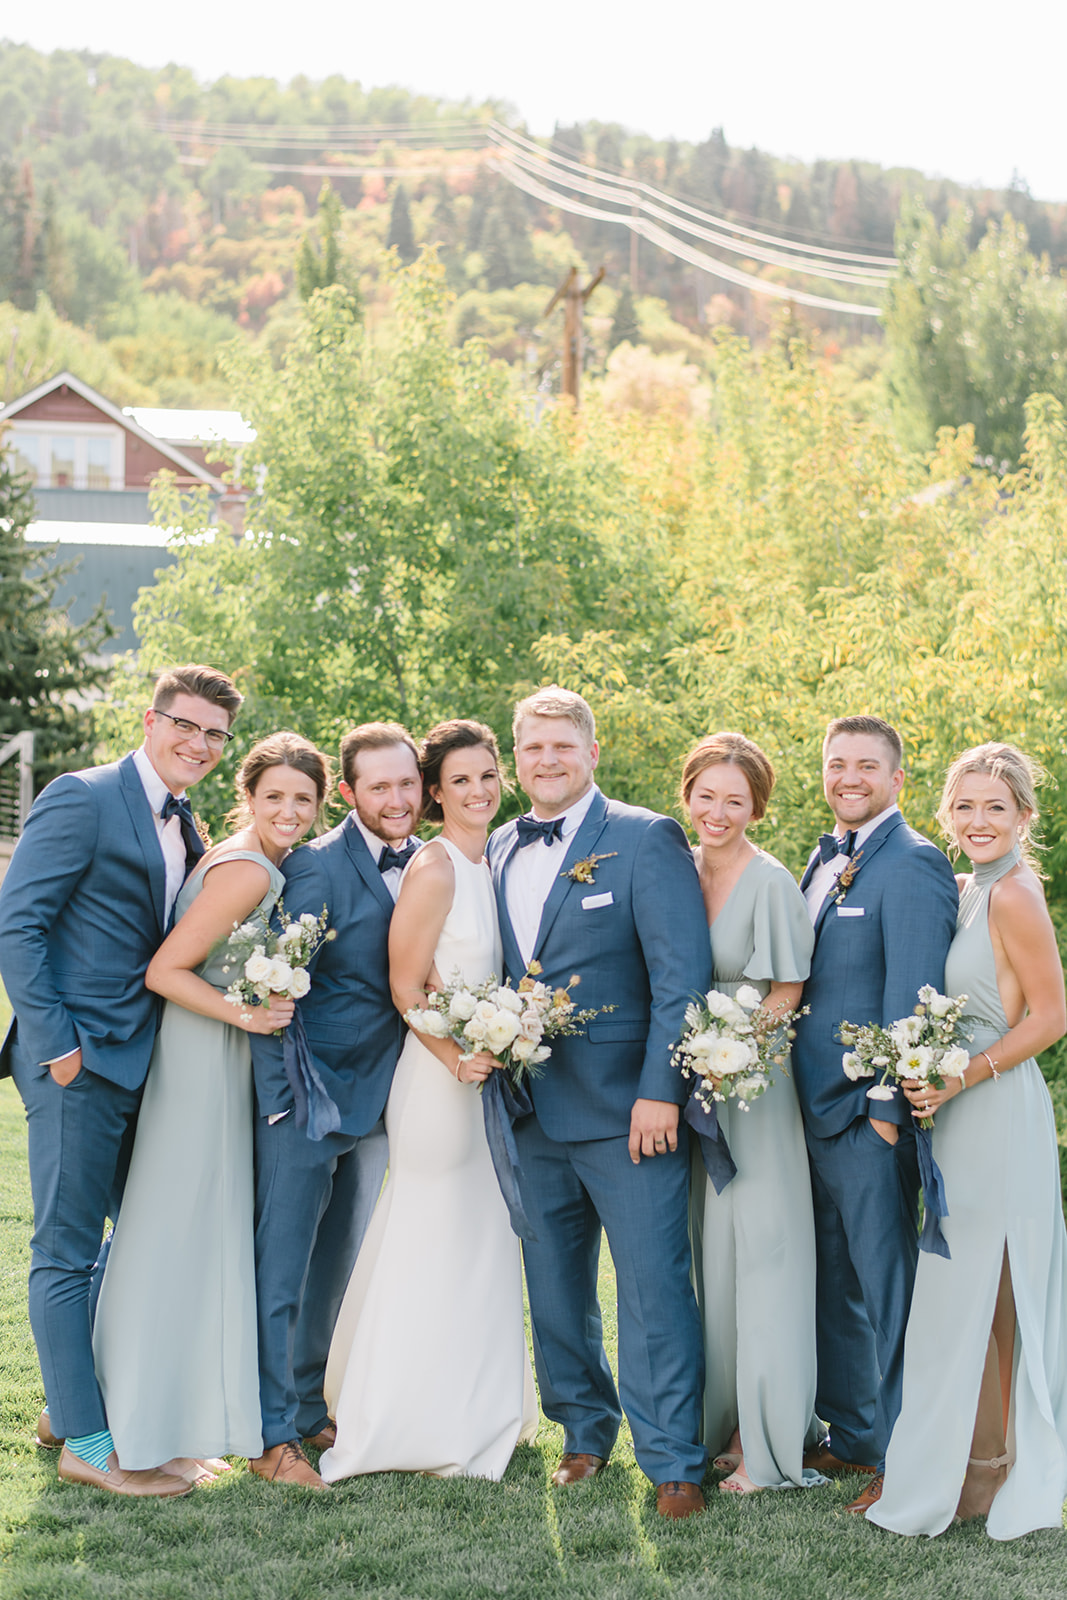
left=792, top=714, right=957, bottom=1514
left=489, top=687, right=711, bottom=1519
left=249, top=722, right=422, bottom=1488
left=0, top=665, right=242, bottom=1495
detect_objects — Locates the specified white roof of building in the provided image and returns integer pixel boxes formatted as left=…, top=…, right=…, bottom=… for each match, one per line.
left=125, top=407, right=256, bottom=446
left=26, top=520, right=176, bottom=548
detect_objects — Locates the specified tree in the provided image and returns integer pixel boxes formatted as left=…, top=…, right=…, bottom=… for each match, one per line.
left=608, top=277, right=640, bottom=350
left=295, top=179, right=360, bottom=308
left=386, top=182, right=417, bottom=264
left=0, top=455, right=113, bottom=791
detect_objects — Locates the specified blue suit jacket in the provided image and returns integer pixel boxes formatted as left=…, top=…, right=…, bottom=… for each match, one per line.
left=249, top=813, right=406, bottom=1138
left=0, top=753, right=177, bottom=1089
left=791, top=811, right=958, bottom=1139
left=488, top=791, right=711, bottom=1142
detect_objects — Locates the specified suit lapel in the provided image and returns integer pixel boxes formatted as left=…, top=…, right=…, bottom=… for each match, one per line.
left=812, top=812, right=905, bottom=937
left=342, top=814, right=397, bottom=916
left=799, top=845, right=821, bottom=895
left=490, top=823, right=524, bottom=977
left=119, top=754, right=167, bottom=937
left=533, top=791, right=610, bottom=959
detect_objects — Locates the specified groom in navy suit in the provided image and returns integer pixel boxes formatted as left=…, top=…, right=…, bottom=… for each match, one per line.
left=791, top=714, right=957, bottom=1513
left=0, top=664, right=242, bottom=1495
left=250, top=722, right=422, bottom=1488
left=489, top=687, right=711, bottom=1519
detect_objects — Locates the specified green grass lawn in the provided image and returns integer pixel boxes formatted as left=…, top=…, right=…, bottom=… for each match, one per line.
left=0, top=1001, right=1065, bottom=1596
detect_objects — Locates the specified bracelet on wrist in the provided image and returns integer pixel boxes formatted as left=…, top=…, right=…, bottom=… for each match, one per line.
left=981, top=1049, right=1001, bottom=1081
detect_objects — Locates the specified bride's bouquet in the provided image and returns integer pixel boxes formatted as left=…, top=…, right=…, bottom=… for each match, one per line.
left=221, top=903, right=334, bottom=1009
left=673, top=984, right=807, bottom=1113
left=405, top=961, right=602, bottom=1086
left=840, top=986, right=974, bottom=1132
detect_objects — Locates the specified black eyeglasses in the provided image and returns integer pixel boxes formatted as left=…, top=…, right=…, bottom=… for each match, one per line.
left=152, top=708, right=234, bottom=750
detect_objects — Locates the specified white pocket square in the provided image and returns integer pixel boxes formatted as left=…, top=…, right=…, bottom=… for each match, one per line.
left=582, top=891, right=614, bottom=909
left=836, top=905, right=864, bottom=917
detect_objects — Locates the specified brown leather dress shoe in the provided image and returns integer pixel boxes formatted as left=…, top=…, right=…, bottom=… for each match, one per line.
left=803, top=1443, right=877, bottom=1476
left=249, top=1441, right=329, bottom=1489
left=303, top=1423, right=337, bottom=1452
left=845, top=1472, right=884, bottom=1514
left=551, top=1452, right=605, bottom=1485
left=656, top=1480, right=705, bottom=1519
left=36, top=1410, right=64, bottom=1449
left=57, top=1446, right=192, bottom=1497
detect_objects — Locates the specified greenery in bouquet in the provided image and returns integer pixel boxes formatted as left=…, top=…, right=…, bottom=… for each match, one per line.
left=404, top=961, right=606, bottom=1085
left=221, top=901, right=334, bottom=1011
left=840, top=985, right=979, bottom=1130
left=673, top=984, right=807, bottom=1112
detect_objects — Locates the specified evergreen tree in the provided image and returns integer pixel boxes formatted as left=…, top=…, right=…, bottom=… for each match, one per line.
left=387, top=182, right=418, bottom=264
left=0, top=458, right=114, bottom=792
left=608, top=277, right=639, bottom=349
left=296, top=180, right=361, bottom=309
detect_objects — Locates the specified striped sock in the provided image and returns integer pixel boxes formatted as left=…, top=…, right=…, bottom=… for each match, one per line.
left=66, top=1430, right=114, bottom=1471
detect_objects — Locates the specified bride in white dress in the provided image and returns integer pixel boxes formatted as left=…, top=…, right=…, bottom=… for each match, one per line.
left=319, top=719, right=538, bottom=1482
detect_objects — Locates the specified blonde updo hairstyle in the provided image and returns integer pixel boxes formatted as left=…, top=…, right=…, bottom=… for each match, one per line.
left=226, top=731, right=331, bottom=833
left=679, top=731, right=776, bottom=823
left=937, top=742, right=1045, bottom=869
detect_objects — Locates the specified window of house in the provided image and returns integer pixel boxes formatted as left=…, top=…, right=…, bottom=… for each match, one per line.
left=5, top=424, right=125, bottom=489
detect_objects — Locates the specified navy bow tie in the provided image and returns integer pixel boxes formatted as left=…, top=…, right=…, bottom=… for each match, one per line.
left=161, top=792, right=202, bottom=870
left=516, top=814, right=564, bottom=848
left=379, top=840, right=418, bottom=874
left=818, top=830, right=857, bottom=865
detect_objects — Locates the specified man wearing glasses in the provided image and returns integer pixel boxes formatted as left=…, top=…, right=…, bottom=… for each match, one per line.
left=0, top=664, right=242, bottom=1496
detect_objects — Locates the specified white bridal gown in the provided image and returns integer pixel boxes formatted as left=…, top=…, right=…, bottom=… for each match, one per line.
left=319, top=837, right=538, bottom=1481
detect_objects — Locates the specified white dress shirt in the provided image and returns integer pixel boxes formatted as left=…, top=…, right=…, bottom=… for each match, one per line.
left=804, top=803, right=901, bottom=922
left=505, top=784, right=599, bottom=969
left=350, top=812, right=413, bottom=903
left=133, top=745, right=189, bottom=923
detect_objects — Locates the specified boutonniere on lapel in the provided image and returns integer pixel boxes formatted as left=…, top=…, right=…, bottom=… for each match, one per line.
left=834, top=848, right=865, bottom=905
left=562, top=852, right=618, bottom=885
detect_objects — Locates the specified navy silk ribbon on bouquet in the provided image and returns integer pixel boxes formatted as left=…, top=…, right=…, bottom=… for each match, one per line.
left=283, top=1005, right=342, bottom=1141
left=683, top=1088, right=737, bottom=1194
left=915, top=1124, right=950, bottom=1258
left=481, top=1070, right=536, bottom=1241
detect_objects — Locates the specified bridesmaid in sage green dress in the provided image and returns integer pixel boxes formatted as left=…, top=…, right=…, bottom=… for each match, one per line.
left=869, top=743, right=1067, bottom=1539
left=93, top=731, right=329, bottom=1482
left=682, top=732, right=826, bottom=1494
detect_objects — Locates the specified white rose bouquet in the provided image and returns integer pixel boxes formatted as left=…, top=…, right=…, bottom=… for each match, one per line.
left=840, top=986, right=978, bottom=1131
left=221, top=902, right=334, bottom=1012
left=673, top=984, right=808, bottom=1114
left=405, top=961, right=607, bottom=1086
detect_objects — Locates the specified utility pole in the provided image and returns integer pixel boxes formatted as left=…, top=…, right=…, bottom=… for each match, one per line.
left=543, top=264, right=605, bottom=406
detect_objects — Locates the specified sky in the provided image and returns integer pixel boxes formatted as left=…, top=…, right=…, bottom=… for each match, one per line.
left=9, top=0, right=1067, bottom=202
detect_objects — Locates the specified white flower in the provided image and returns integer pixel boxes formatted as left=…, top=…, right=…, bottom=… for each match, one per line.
left=448, top=990, right=478, bottom=1022
left=485, top=1011, right=523, bottom=1052
left=494, top=987, right=524, bottom=1015
left=235, top=922, right=259, bottom=939
left=842, top=1051, right=874, bottom=1081
left=300, top=912, right=318, bottom=927
left=289, top=967, right=311, bottom=999
left=707, top=1037, right=755, bottom=1078
left=917, top=984, right=936, bottom=1005
left=472, top=1000, right=498, bottom=1024
left=519, top=1009, right=544, bottom=1042
left=889, top=1014, right=924, bottom=1050
left=685, top=1030, right=719, bottom=1061
left=463, top=1017, right=489, bottom=1043
left=928, top=992, right=955, bottom=1017
left=413, top=1009, right=450, bottom=1038
left=511, top=1036, right=537, bottom=1061
left=940, top=1045, right=970, bottom=1079
left=897, top=1044, right=936, bottom=1080
left=733, top=1074, right=766, bottom=1101
left=866, top=1085, right=898, bottom=1101
left=267, top=958, right=294, bottom=992
left=245, top=951, right=272, bottom=984
left=529, top=1045, right=551, bottom=1064
left=704, top=989, right=746, bottom=1027
left=684, top=1001, right=703, bottom=1031
left=735, top=984, right=764, bottom=1011
left=280, top=923, right=305, bottom=949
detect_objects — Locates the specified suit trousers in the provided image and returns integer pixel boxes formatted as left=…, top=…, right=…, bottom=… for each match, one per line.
left=806, top=1116, right=919, bottom=1467
left=254, top=1111, right=387, bottom=1447
left=11, top=1036, right=141, bottom=1439
left=515, top=1114, right=706, bottom=1485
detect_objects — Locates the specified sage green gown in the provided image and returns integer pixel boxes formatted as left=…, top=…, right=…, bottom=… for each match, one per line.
left=869, top=844, right=1067, bottom=1539
left=93, top=849, right=282, bottom=1468
left=690, top=850, right=826, bottom=1488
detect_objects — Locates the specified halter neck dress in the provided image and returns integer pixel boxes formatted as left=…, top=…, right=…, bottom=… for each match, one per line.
left=869, top=844, right=1067, bottom=1538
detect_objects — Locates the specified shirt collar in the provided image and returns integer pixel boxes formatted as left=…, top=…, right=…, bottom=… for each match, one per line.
left=846, top=802, right=900, bottom=852
left=529, top=783, right=598, bottom=841
left=350, top=809, right=411, bottom=865
left=133, top=745, right=183, bottom=816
